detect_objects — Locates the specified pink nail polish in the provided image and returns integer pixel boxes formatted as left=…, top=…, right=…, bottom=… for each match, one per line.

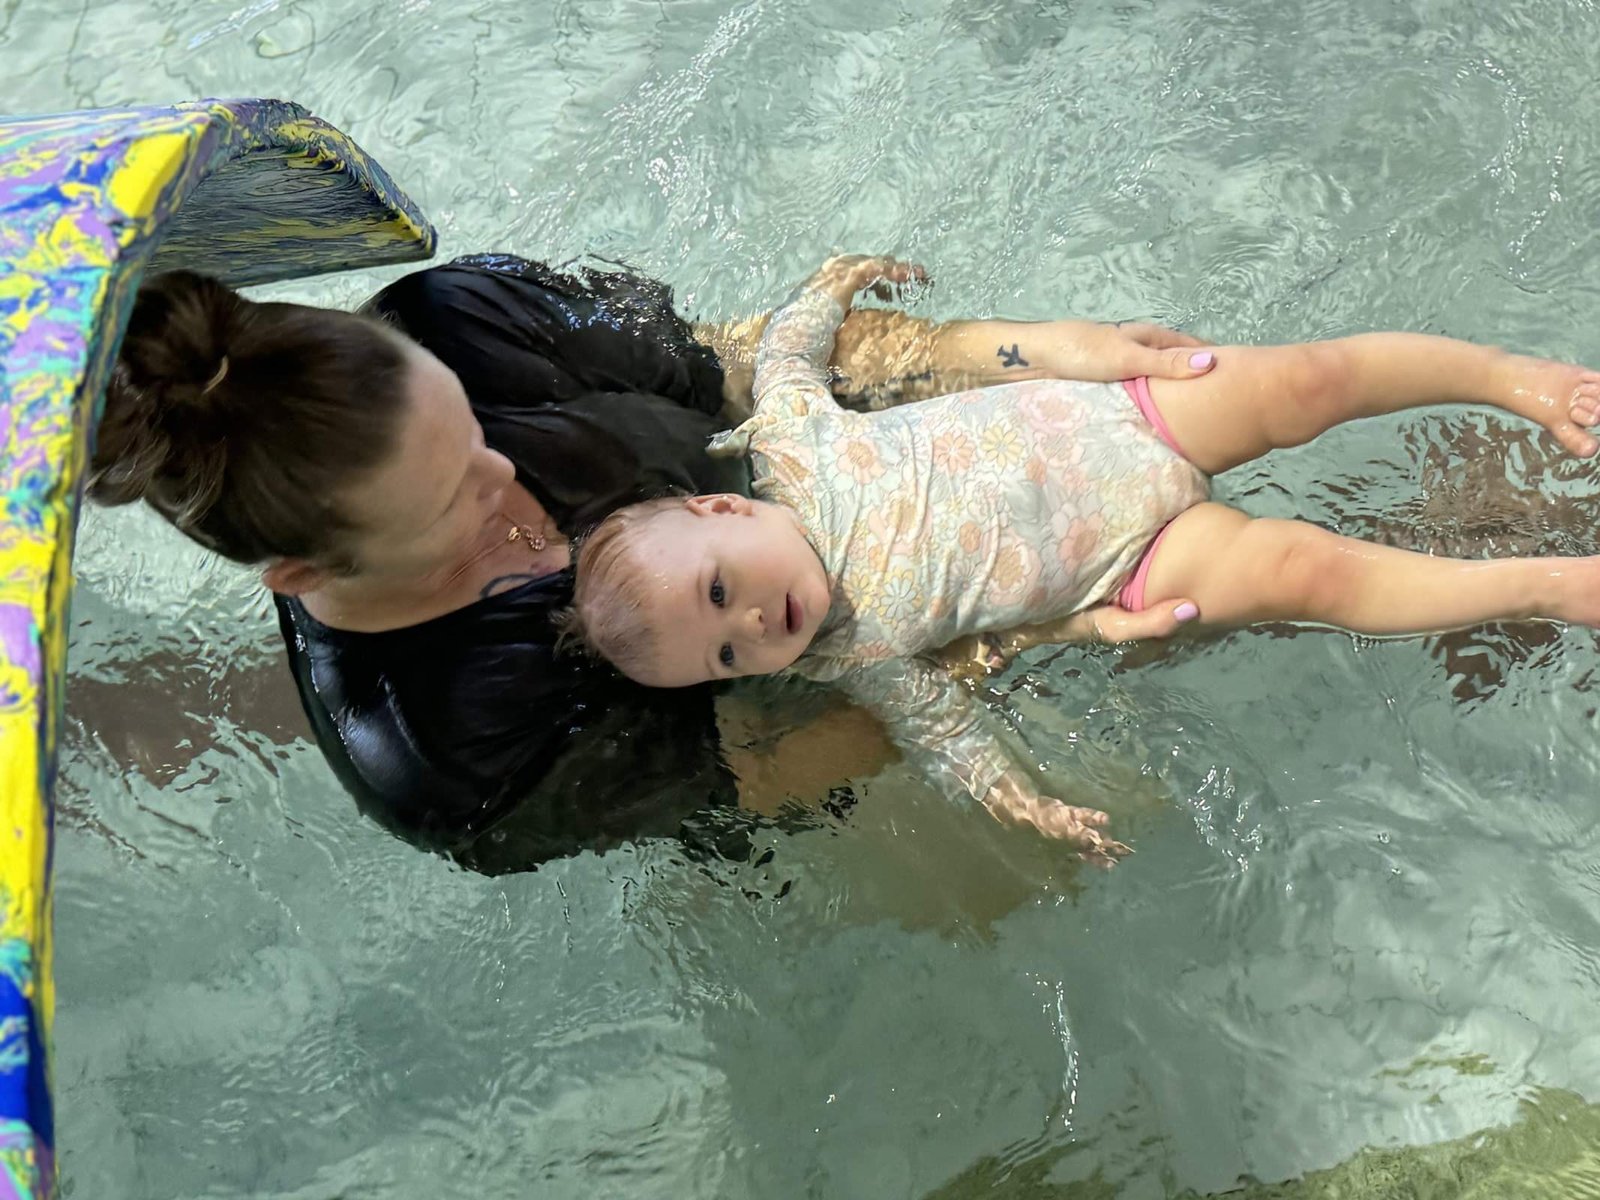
left=1175, top=602, right=1199, bottom=621
left=1189, top=351, right=1214, bottom=370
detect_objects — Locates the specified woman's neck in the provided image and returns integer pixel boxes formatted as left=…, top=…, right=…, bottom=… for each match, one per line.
left=299, top=487, right=571, bottom=633
left=298, top=569, right=465, bottom=633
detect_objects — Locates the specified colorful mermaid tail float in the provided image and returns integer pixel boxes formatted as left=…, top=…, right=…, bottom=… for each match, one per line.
left=0, top=97, right=435, bottom=1199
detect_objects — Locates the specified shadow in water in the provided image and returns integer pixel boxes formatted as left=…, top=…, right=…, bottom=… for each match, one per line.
left=925, top=1085, right=1600, bottom=1199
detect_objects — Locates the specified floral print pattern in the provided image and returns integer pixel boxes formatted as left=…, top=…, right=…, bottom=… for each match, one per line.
left=708, top=286, right=1210, bottom=804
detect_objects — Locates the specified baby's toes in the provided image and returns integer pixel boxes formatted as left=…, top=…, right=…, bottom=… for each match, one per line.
left=1571, top=376, right=1600, bottom=428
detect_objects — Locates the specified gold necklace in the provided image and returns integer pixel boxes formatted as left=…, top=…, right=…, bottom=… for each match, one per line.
left=443, top=512, right=559, bottom=587
left=503, top=511, right=550, bottom=552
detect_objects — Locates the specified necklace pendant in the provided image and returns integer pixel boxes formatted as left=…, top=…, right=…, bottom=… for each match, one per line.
left=505, top=516, right=549, bottom=555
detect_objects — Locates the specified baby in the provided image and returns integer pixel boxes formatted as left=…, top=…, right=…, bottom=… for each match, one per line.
left=565, top=255, right=1600, bottom=862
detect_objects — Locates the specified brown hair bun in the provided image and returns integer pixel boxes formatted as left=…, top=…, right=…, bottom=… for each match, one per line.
left=90, top=271, right=241, bottom=520
left=89, top=270, right=412, bottom=565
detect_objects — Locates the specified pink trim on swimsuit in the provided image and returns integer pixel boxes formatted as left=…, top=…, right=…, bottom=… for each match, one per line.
left=1117, top=523, right=1176, bottom=612
left=1122, top=376, right=1186, bottom=456
left=1118, top=377, right=1190, bottom=612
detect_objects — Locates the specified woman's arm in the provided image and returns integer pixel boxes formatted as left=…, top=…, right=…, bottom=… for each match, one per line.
left=936, top=597, right=1200, bottom=680
left=702, top=309, right=1216, bottom=420
left=716, top=693, right=899, bottom=817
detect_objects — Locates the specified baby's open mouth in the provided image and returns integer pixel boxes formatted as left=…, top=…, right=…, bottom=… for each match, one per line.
left=785, top=593, right=801, bottom=635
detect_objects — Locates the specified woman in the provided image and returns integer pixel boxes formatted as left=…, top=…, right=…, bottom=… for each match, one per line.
left=90, top=253, right=1206, bottom=871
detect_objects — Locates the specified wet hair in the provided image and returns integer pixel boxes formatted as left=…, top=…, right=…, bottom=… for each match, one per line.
left=560, top=496, right=689, bottom=679
left=88, top=270, right=413, bottom=566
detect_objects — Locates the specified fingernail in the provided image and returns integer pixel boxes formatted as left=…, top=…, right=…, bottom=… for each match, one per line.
left=1189, top=351, right=1214, bottom=370
left=1175, top=602, right=1199, bottom=621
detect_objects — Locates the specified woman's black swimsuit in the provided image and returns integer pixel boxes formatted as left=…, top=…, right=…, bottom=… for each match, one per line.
left=276, top=255, right=751, bottom=872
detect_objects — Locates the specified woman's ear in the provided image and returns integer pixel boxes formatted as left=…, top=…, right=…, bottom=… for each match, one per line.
left=684, top=493, right=753, bottom=518
left=261, top=558, right=337, bottom=596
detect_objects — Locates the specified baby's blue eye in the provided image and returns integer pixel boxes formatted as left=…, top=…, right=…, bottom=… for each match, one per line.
left=709, top=578, right=726, bottom=606
left=719, top=644, right=735, bottom=668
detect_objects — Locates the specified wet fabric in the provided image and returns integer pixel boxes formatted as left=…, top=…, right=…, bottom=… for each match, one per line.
left=276, top=255, right=751, bottom=871
left=718, top=286, right=1205, bottom=806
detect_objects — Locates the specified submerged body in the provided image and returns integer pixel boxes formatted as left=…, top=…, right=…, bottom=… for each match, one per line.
left=573, top=255, right=1600, bottom=859
left=710, top=286, right=1205, bottom=800
left=574, top=279, right=1202, bottom=838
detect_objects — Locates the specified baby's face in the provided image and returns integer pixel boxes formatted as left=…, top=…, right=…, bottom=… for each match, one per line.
left=623, top=494, right=831, bottom=688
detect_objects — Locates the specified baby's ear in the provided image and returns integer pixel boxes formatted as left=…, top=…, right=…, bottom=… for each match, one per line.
left=685, top=493, right=753, bottom=517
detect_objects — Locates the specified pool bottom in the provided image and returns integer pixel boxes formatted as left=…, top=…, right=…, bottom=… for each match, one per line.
left=931, top=1085, right=1600, bottom=1198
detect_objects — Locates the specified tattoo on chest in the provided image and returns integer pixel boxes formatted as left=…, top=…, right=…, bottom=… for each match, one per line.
left=997, top=343, right=1029, bottom=369
left=481, top=574, right=548, bottom=599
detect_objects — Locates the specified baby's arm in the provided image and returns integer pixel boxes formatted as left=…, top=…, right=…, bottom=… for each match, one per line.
left=831, top=657, right=1129, bottom=863
left=751, top=255, right=926, bottom=419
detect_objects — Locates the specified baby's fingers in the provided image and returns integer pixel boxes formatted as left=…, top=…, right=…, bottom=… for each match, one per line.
left=819, top=254, right=927, bottom=296
left=935, top=633, right=1005, bottom=682
left=868, top=258, right=929, bottom=300
left=1065, top=823, right=1132, bottom=868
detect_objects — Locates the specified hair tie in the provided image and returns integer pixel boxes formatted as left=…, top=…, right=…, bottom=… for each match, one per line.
left=201, top=355, right=230, bottom=395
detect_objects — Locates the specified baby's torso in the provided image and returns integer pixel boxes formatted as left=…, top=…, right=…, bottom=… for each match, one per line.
left=738, top=378, right=1209, bottom=668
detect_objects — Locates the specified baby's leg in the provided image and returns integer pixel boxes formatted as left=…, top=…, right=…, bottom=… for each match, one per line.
left=1138, top=502, right=1600, bottom=635
left=1144, top=336, right=1600, bottom=474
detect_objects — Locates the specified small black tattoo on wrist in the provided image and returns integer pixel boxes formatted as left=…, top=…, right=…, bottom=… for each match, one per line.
left=998, top=343, right=1029, bottom=368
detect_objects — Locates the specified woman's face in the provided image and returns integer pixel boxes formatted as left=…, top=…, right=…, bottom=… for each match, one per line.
left=336, top=343, right=517, bottom=580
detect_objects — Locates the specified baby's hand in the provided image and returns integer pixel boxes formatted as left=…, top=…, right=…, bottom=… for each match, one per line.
left=981, top=776, right=1131, bottom=866
left=938, top=632, right=1008, bottom=683
left=807, top=254, right=928, bottom=310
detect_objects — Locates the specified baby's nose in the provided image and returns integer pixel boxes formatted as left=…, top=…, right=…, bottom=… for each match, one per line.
left=742, top=605, right=766, bottom=640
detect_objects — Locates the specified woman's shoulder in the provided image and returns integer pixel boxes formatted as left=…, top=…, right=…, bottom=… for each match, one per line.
left=277, top=571, right=572, bottom=645
left=363, top=254, right=676, bottom=337
left=366, top=253, right=727, bottom=419
left=272, top=588, right=734, bottom=870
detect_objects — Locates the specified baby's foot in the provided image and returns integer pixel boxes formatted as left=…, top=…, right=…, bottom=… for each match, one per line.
left=1496, top=355, right=1600, bottom=458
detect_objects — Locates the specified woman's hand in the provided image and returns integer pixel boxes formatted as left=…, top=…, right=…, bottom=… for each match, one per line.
left=1027, top=319, right=1217, bottom=382
left=807, top=254, right=928, bottom=311
left=939, top=598, right=1200, bottom=681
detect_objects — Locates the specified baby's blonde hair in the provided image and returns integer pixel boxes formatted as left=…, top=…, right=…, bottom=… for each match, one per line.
left=559, top=496, right=689, bottom=681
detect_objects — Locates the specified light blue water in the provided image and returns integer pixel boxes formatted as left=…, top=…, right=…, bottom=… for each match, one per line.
left=15, top=0, right=1600, bottom=1196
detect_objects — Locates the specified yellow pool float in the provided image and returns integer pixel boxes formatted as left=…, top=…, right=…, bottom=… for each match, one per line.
left=0, top=96, right=434, bottom=1200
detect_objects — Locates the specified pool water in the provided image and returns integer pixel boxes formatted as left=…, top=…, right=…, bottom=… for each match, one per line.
left=16, top=0, right=1600, bottom=1195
